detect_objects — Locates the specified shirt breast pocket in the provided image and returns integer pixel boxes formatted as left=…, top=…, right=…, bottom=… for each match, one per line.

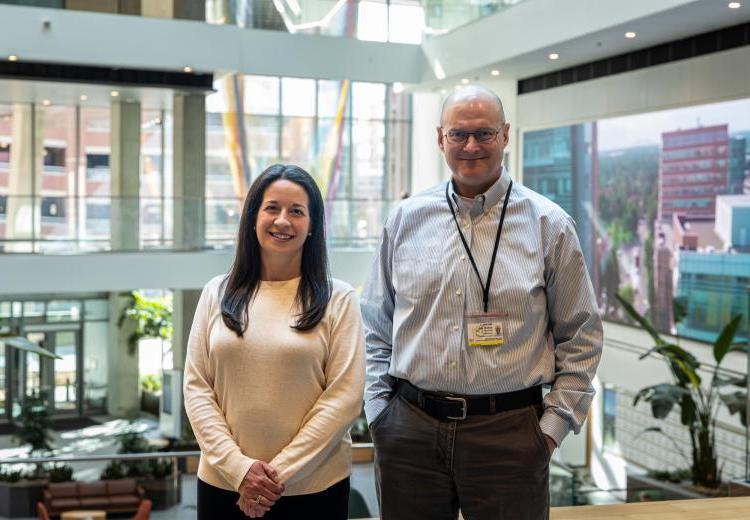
left=393, top=248, right=442, bottom=300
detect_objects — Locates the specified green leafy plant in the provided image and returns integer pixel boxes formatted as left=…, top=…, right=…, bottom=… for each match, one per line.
left=617, top=294, right=748, bottom=488
left=118, top=291, right=173, bottom=355
left=0, top=468, right=23, bottom=483
left=147, top=458, right=174, bottom=479
left=100, top=460, right=126, bottom=480
left=13, top=391, right=53, bottom=455
left=647, top=468, right=692, bottom=484
left=141, top=374, right=162, bottom=393
left=46, top=464, right=74, bottom=483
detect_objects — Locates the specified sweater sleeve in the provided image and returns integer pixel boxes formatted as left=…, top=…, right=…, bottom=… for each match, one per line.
left=269, top=289, right=366, bottom=486
left=183, top=281, right=256, bottom=491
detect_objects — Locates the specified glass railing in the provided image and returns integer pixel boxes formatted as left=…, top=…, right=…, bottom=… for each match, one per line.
left=0, top=194, right=396, bottom=254
left=0, top=0, right=528, bottom=41
left=215, top=0, right=529, bottom=41
left=0, top=449, right=599, bottom=516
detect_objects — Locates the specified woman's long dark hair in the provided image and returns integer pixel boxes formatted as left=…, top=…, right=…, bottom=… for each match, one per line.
left=220, top=164, right=331, bottom=336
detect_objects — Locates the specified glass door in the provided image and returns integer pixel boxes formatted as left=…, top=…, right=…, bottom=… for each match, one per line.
left=9, top=332, right=47, bottom=420
left=51, top=330, right=79, bottom=414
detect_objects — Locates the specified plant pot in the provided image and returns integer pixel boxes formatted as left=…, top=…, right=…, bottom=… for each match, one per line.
left=140, top=390, right=161, bottom=416
left=626, top=473, right=705, bottom=502
left=352, top=443, right=374, bottom=464
left=0, top=479, right=47, bottom=517
left=138, top=476, right=180, bottom=510
left=728, top=479, right=750, bottom=497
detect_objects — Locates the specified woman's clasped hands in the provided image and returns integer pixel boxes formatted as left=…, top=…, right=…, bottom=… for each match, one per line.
left=237, top=461, right=285, bottom=518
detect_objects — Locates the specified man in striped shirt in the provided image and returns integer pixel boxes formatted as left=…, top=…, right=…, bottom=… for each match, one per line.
left=361, top=85, right=603, bottom=520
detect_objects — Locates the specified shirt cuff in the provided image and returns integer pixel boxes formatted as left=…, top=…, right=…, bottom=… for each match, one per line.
left=228, top=455, right=257, bottom=492
left=538, top=410, right=570, bottom=448
left=364, top=396, right=391, bottom=426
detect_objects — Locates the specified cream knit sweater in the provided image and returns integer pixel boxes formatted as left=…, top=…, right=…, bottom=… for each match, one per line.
left=183, top=275, right=365, bottom=495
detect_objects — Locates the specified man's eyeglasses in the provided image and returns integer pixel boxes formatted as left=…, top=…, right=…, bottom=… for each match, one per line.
left=443, top=128, right=502, bottom=145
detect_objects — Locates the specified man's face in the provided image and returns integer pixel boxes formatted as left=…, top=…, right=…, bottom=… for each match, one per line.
left=437, top=97, right=509, bottom=195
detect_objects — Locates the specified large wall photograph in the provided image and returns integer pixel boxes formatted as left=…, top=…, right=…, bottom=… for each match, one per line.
left=522, top=98, right=750, bottom=343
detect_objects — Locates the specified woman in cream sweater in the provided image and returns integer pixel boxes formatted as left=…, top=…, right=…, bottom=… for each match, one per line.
left=184, top=164, right=365, bottom=519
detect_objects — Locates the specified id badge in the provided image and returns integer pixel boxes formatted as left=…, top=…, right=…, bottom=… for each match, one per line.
left=466, top=313, right=504, bottom=347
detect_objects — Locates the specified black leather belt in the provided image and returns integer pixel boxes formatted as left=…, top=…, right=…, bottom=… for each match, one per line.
left=395, top=379, right=542, bottom=421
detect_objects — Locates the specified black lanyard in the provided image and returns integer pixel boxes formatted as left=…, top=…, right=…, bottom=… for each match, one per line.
left=445, top=180, right=513, bottom=313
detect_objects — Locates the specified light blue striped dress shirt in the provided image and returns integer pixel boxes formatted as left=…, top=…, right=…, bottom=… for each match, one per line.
left=361, top=167, right=603, bottom=445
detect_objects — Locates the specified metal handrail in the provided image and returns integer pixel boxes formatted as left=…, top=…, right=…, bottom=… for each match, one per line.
left=0, top=450, right=200, bottom=465
left=0, top=444, right=376, bottom=465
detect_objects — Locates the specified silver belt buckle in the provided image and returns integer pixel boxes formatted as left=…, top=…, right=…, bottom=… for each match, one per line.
left=445, top=396, right=467, bottom=420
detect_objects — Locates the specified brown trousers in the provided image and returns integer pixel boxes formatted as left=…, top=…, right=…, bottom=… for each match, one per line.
left=371, top=393, right=551, bottom=520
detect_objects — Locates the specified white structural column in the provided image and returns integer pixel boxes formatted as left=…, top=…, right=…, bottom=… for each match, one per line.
left=110, top=99, right=141, bottom=251
left=172, top=91, right=208, bottom=435
left=106, top=99, right=141, bottom=417
left=173, top=92, right=206, bottom=251
left=6, top=104, right=43, bottom=251
left=107, top=292, right=140, bottom=416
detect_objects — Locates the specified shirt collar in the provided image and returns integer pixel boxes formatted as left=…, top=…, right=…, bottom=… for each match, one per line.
left=448, top=166, right=511, bottom=218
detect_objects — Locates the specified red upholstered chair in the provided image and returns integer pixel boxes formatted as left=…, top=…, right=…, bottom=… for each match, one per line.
left=36, top=502, right=51, bottom=520
left=131, top=499, right=153, bottom=520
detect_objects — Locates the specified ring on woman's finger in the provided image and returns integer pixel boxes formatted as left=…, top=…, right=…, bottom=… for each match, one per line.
left=254, top=494, right=262, bottom=505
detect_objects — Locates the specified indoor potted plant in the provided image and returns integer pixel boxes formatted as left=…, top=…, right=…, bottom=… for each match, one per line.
left=617, top=294, right=747, bottom=494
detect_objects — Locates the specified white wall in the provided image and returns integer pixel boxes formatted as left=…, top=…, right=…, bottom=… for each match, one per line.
left=0, top=4, right=425, bottom=84
left=516, top=46, right=750, bottom=131
left=0, top=249, right=375, bottom=295
left=410, top=91, right=446, bottom=194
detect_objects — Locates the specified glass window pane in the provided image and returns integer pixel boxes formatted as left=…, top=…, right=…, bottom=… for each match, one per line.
left=206, top=198, right=241, bottom=244
left=80, top=107, right=111, bottom=245
left=353, top=82, right=385, bottom=120
left=282, top=78, right=316, bottom=117
left=352, top=121, right=385, bottom=198
left=318, top=80, right=350, bottom=119
left=84, top=321, right=108, bottom=412
left=357, top=1, right=388, bottom=42
left=244, top=76, right=280, bottom=115
left=141, top=110, right=164, bottom=246
left=23, top=301, right=45, bottom=317
left=247, top=115, right=280, bottom=178
left=282, top=117, right=315, bottom=171
left=39, top=105, right=76, bottom=241
left=389, top=86, right=411, bottom=121
left=388, top=121, right=411, bottom=198
left=54, top=331, right=77, bottom=411
left=84, top=299, right=108, bottom=320
left=389, top=2, right=424, bottom=44
left=47, top=300, right=81, bottom=322
left=318, top=117, right=351, bottom=199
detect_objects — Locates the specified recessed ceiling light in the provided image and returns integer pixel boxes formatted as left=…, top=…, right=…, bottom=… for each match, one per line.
left=491, top=70, right=500, bottom=76
left=548, top=53, right=560, bottom=60
left=440, top=89, right=447, bottom=95
left=461, top=78, right=470, bottom=85
left=625, top=31, right=636, bottom=39
left=110, top=90, right=119, bottom=97
left=183, top=66, right=193, bottom=73
left=728, top=2, right=741, bottom=8
left=8, top=55, right=18, bottom=62
left=80, top=94, right=88, bottom=101
left=42, top=100, right=50, bottom=106
left=392, top=82, right=404, bottom=94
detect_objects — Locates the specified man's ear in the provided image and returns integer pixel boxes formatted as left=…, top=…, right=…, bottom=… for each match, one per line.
left=437, top=126, right=445, bottom=152
left=501, top=123, right=510, bottom=147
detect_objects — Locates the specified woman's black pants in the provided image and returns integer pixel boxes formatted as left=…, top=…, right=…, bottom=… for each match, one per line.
left=197, top=477, right=350, bottom=520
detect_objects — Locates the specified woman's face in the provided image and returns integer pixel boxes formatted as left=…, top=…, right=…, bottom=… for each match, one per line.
left=255, top=179, right=312, bottom=260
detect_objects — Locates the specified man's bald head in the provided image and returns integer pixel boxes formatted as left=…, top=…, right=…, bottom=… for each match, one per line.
left=440, top=86, right=506, bottom=127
